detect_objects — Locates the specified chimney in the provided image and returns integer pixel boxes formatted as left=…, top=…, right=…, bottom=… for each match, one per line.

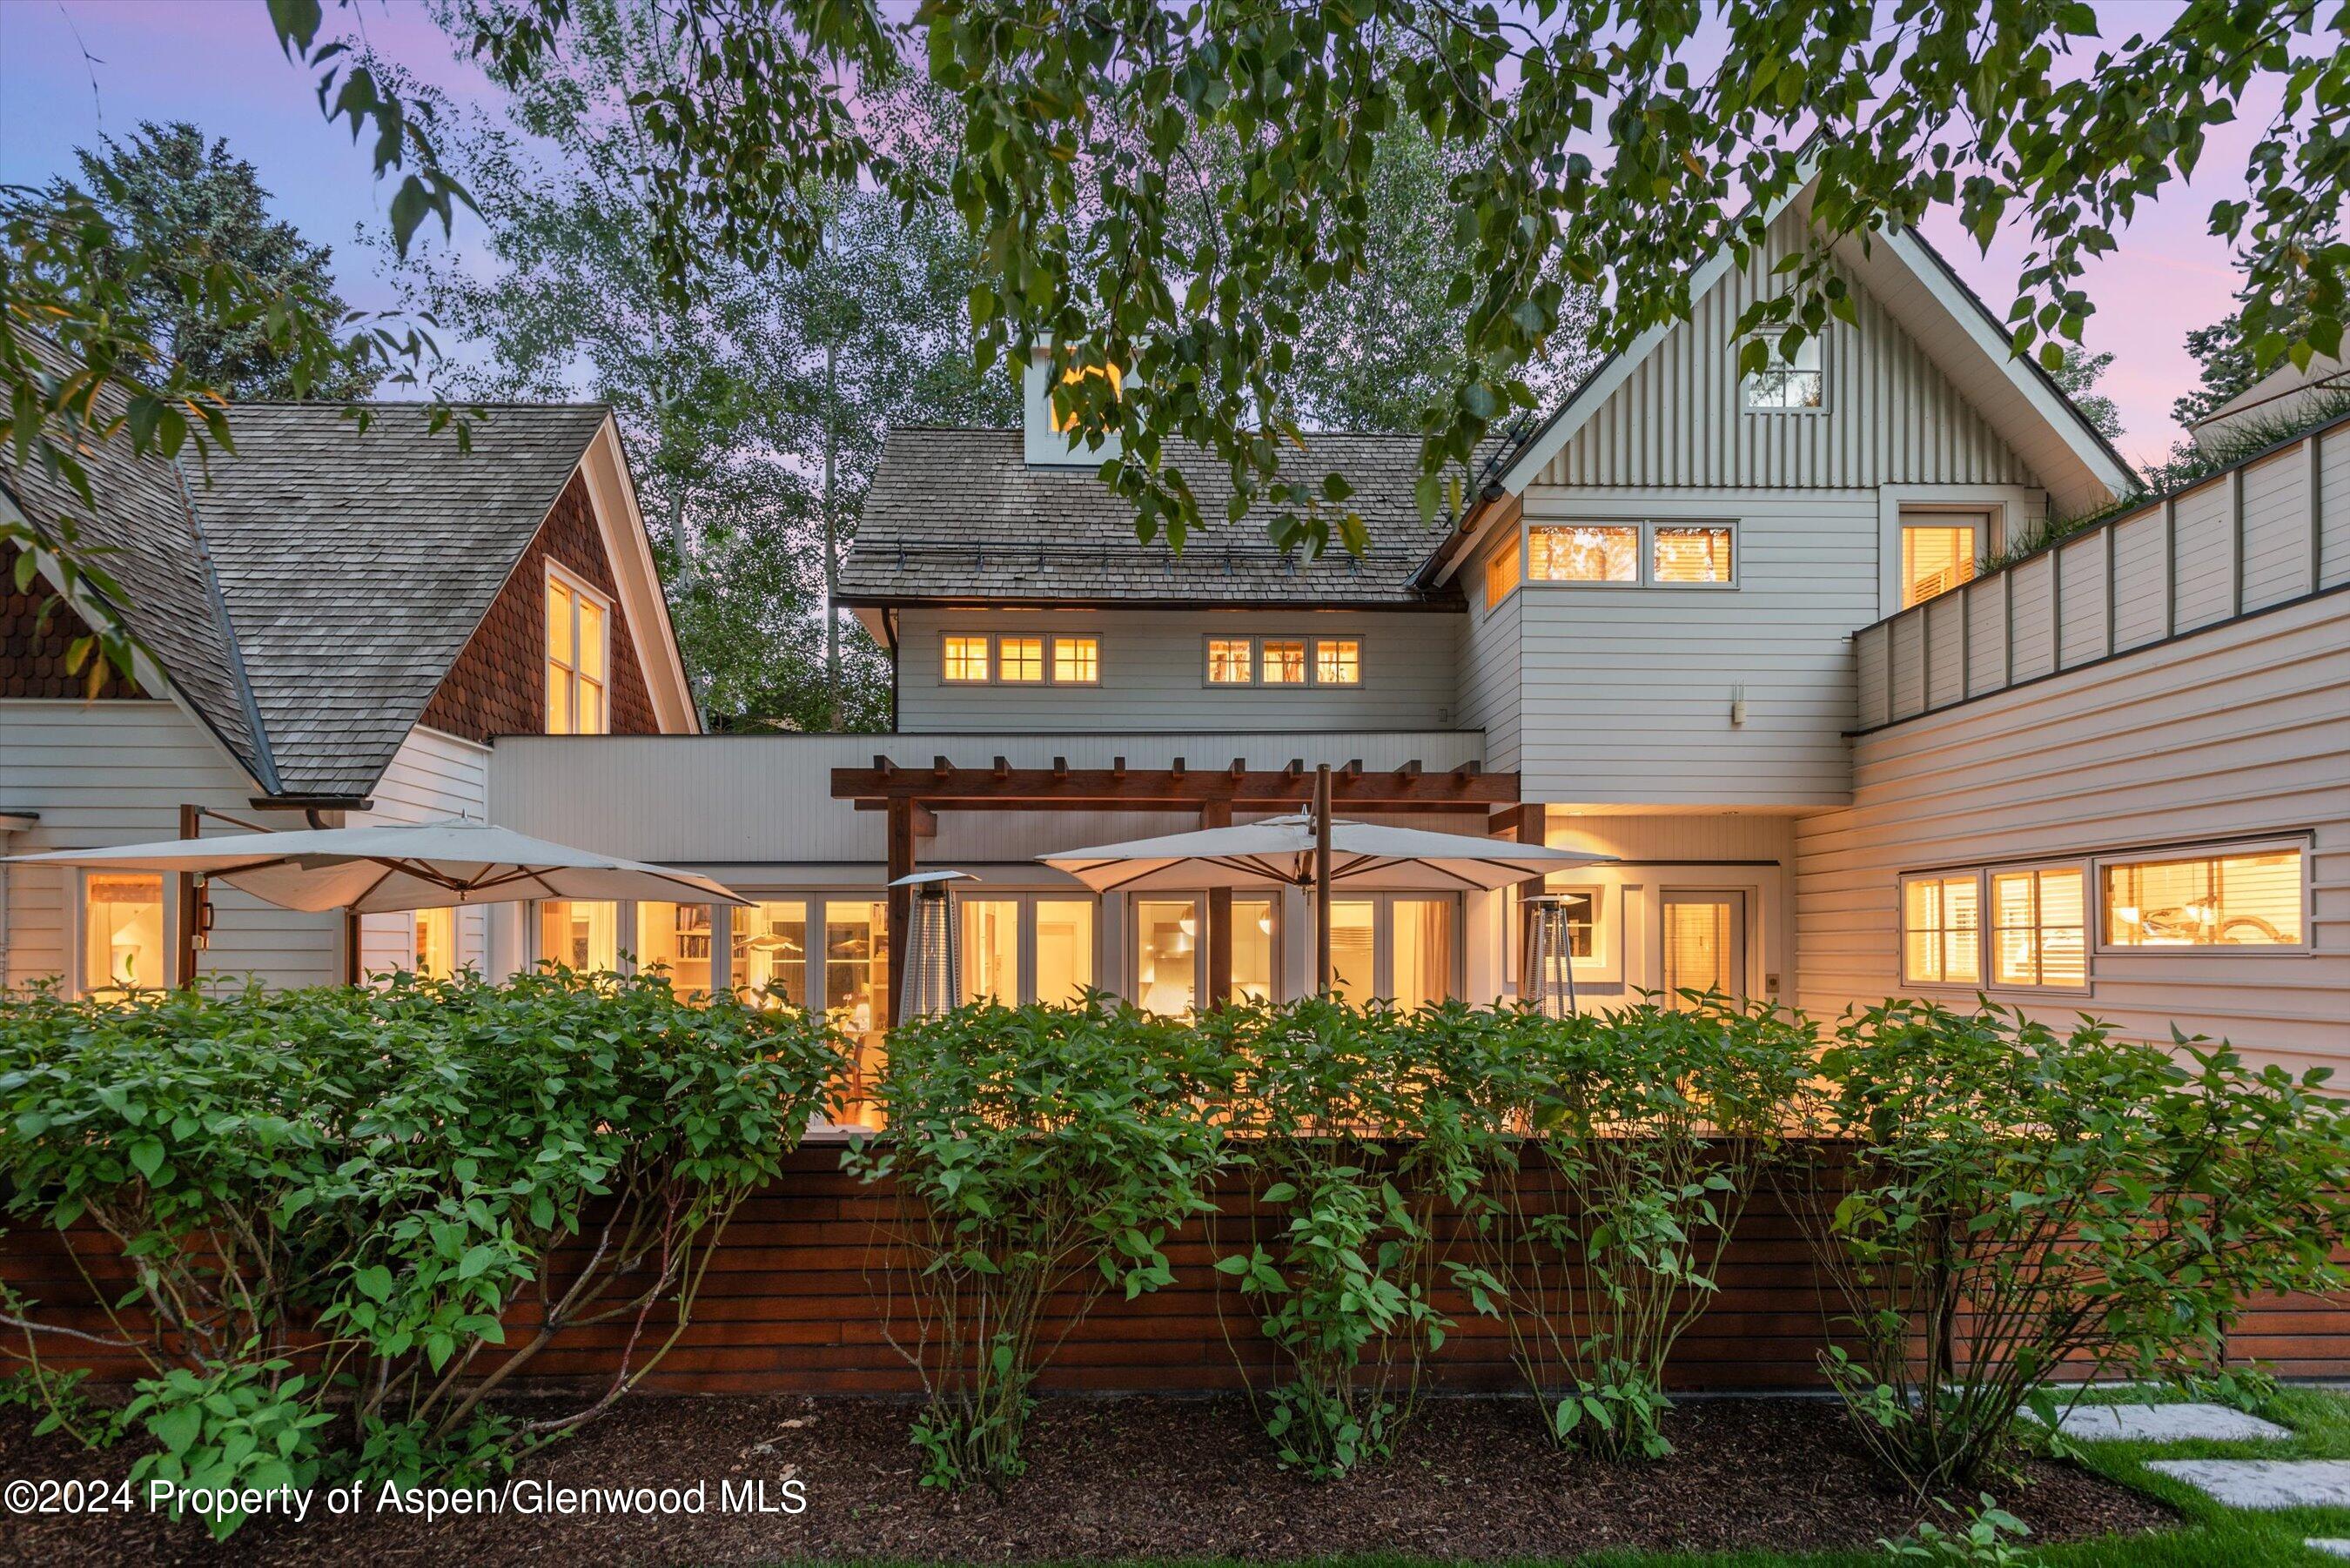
left=1023, top=345, right=1123, bottom=468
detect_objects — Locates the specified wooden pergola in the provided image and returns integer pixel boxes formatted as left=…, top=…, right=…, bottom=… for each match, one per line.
left=829, top=754, right=1535, bottom=1024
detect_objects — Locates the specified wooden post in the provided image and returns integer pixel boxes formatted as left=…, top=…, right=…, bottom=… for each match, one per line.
left=884, top=796, right=916, bottom=1029
left=1202, top=797, right=1232, bottom=1010
left=1313, top=764, right=1333, bottom=995
left=175, top=804, right=201, bottom=988
left=342, top=913, right=361, bottom=986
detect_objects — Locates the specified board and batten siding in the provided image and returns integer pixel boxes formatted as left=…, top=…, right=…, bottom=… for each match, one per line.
left=1794, top=587, right=2350, bottom=1075
left=891, top=607, right=1460, bottom=733
left=1505, top=489, right=1881, bottom=807
left=0, top=699, right=340, bottom=989
left=1531, top=201, right=2036, bottom=492
left=354, top=725, right=493, bottom=977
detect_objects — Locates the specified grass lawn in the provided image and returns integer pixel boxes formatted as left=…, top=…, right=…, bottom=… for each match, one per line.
left=1548, top=1384, right=2350, bottom=1567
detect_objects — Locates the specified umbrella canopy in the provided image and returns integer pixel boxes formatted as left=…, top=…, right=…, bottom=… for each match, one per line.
left=1040, top=813, right=1612, bottom=894
left=6, top=821, right=748, bottom=914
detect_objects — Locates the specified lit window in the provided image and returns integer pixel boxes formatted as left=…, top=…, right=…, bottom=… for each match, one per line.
left=1206, top=638, right=1255, bottom=685
left=1133, top=898, right=1198, bottom=1018
left=1052, top=635, right=1099, bottom=684
left=83, top=872, right=164, bottom=993
left=1230, top=896, right=1275, bottom=1004
left=1483, top=537, right=1522, bottom=607
left=1902, top=523, right=1980, bottom=608
left=1653, top=526, right=1734, bottom=585
left=538, top=900, right=619, bottom=971
left=942, top=635, right=990, bottom=683
left=1327, top=894, right=1454, bottom=1006
left=634, top=901, right=715, bottom=995
left=824, top=900, right=890, bottom=1125
left=962, top=897, right=1021, bottom=1003
left=1990, top=868, right=2085, bottom=988
left=545, top=567, right=610, bottom=734
left=1742, top=332, right=1823, bottom=410
left=413, top=907, right=458, bottom=978
left=733, top=901, right=808, bottom=1007
left=1901, top=874, right=1981, bottom=986
left=997, top=636, right=1044, bottom=683
left=1034, top=899, right=1096, bottom=1005
left=1314, top=638, right=1361, bottom=686
left=1529, top=525, right=1638, bottom=583
left=2102, top=847, right=2304, bottom=948
left=1542, top=888, right=1600, bottom=960
left=1261, top=639, right=1308, bottom=685
left=1329, top=898, right=1376, bottom=1002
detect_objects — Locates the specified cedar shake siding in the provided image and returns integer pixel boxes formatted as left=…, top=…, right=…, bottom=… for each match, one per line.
left=420, top=472, right=661, bottom=741
left=0, top=546, right=141, bottom=699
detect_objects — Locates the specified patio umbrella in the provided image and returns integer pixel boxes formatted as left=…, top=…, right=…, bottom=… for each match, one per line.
left=1041, top=767, right=1609, bottom=993
left=6, top=820, right=749, bottom=913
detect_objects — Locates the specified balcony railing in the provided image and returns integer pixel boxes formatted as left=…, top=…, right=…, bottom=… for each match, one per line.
left=1853, top=410, right=2347, bottom=732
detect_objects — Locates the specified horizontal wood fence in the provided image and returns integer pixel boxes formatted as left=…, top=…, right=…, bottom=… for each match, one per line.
left=7, top=1147, right=2348, bottom=1394
left=1855, top=410, right=2350, bottom=732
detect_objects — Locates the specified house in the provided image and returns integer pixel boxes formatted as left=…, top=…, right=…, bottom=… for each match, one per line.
left=5, top=184, right=2345, bottom=1075
left=1, top=389, right=700, bottom=993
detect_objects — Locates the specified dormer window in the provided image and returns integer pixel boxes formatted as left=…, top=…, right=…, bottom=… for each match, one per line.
left=545, top=563, right=611, bottom=734
left=1742, top=333, right=1823, bottom=411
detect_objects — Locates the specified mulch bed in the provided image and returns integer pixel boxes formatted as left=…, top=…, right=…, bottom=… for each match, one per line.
left=0, top=1392, right=2174, bottom=1565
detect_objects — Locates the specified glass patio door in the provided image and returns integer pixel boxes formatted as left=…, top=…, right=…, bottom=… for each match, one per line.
left=1661, top=889, right=1746, bottom=1008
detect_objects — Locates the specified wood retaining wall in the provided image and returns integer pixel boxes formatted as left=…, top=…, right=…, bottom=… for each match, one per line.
left=7, top=1147, right=2348, bottom=1394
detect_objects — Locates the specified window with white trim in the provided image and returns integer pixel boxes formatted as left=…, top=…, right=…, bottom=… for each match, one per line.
left=545, top=564, right=611, bottom=734
left=2101, top=845, right=2306, bottom=949
left=941, top=633, right=1101, bottom=685
left=1989, top=866, right=2087, bottom=988
left=1900, top=873, right=1980, bottom=987
left=1518, top=520, right=1739, bottom=588
left=81, top=871, right=166, bottom=993
left=1198, top=635, right=1362, bottom=687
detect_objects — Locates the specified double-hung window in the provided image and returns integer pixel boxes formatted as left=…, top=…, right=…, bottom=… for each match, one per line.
left=545, top=565, right=612, bottom=734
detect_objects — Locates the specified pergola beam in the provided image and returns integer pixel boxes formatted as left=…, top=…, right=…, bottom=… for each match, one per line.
left=832, top=762, right=1514, bottom=811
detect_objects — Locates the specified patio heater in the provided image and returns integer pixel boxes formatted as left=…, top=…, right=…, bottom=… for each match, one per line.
left=1521, top=892, right=1581, bottom=1018
left=891, top=869, right=973, bottom=1021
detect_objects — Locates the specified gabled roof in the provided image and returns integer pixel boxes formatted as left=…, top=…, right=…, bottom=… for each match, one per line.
left=3, top=352, right=684, bottom=799
left=1485, top=191, right=2133, bottom=508
left=192, top=402, right=617, bottom=797
left=843, top=427, right=1491, bottom=609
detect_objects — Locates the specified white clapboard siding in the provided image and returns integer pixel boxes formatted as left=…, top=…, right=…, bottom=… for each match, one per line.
left=1457, top=584, right=1524, bottom=775
left=893, top=607, right=1460, bottom=733
left=2056, top=532, right=2107, bottom=668
left=2110, top=509, right=2167, bottom=652
left=1533, top=202, right=2034, bottom=490
left=2240, top=446, right=2311, bottom=611
left=1796, top=587, right=2350, bottom=1075
left=0, top=699, right=339, bottom=989
left=2007, top=553, right=2056, bottom=682
left=1507, top=491, right=1876, bottom=807
left=2172, top=481, right=2235, bottom=632
left=488, top=730, right=1487, bottom=870
left=353, top=727, right=494, bottom=978
left=1855, top=414, right=2346, bottom=731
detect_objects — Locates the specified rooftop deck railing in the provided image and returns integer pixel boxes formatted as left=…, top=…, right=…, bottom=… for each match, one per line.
left=1852, top=409, right=2349, bottom=733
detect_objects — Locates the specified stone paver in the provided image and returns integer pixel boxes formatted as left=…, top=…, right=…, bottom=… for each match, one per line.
left=2147, top=1460, right=2350, bottom=1510
left=2053, top=1403, right=2293, bottom=1443
left=2306, top=1541, right=2350, bottom=1559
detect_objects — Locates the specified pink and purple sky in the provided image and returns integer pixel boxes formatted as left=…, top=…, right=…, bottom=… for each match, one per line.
left=0, top=0, right=2264, bottom=465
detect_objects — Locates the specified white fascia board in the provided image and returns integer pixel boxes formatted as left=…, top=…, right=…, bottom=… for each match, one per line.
left=1874, top=226, right=2134, bottom=504
left=577, top=414, right=703, bottom=734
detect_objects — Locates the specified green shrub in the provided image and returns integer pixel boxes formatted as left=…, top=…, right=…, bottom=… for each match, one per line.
left=1199, top=997, right=1507, bottom=1479
left=847, top=996, right=1230, bottom=1491
left=1794, top=1001, right=2350, bottom=1493
left=0, top=969, right=843, bottom=1533
left=1452, top=997, right=1810, bottom=1457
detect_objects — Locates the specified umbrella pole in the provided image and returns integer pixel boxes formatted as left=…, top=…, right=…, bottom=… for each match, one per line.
left=1313, top=764, right=1333, bottom=995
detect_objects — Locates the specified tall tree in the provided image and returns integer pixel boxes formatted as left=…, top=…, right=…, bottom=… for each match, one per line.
left=2172, top=304, right=2318, bottom=426
left=303, top=0, right=2342, bottom=560
left=49, top=122, right=379, bottom=400
left=2050, top=345, right=2123, bottom=440
left=389, top=0, right=1012, bottom=731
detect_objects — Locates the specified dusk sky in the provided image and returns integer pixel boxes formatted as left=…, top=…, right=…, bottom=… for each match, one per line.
left=0, top=0, right=2266, bottom=466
